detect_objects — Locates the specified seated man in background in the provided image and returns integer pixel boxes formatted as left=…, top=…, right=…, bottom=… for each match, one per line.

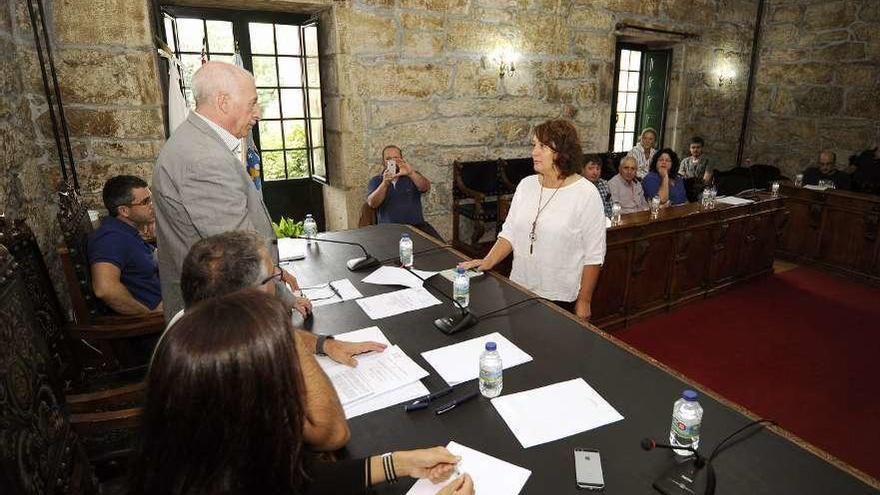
left=582, top=155, right=612, bottom=217
left=608, top=156, right=649, bottom=214
left=88, top=175, right=162, bottom=315
left=803, top=150, right=852, bottom=190
left=679, top=136, right=713, bottom=185
left=366, top=145, right=442, bottom=240
left=175, top=230, right=387, bottom=450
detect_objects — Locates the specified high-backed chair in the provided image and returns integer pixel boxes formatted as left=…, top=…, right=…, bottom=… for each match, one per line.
left=498, top=157, right=534, bottom=223
left=55, top=182, right=164, bottom=368
left=452, top=159, right=502, bottom=257
left=0, top=244, right=142, bottom=492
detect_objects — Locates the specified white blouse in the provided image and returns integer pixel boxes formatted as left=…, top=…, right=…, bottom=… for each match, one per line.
left=499, top=175, right=606, bottom=302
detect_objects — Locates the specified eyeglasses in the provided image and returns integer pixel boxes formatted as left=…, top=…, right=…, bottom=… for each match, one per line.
left=260, top=265, right=284, bottom=286
left=126, top=196, right=153, bottom=207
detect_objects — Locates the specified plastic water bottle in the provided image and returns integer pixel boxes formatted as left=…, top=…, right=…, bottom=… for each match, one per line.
left=399, top=233, right=413, bottom=268
left=669, top=389, right=703, bottom=456
left=453, top=267, right=470, bottom=308
left=479, top=342, right=503, bottom=398
left=650, top=196, right=661, bottom=219
left=610, top=201, right=622, bottom=226
left=303, top=214, right=318, bottom=244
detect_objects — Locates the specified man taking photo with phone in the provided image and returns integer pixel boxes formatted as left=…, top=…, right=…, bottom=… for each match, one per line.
left=366, top=145, right=442, bottom=240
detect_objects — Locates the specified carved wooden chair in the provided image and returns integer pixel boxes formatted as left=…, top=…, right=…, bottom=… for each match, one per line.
left=498, top=157, right=535, bottom=222
left=452, top=159, right=502, bottom=258
left=56, top=182, right=164, bottom=367
left=0, top=216, right=149, bottom=396
left=0, top=245, right=141, bottom=491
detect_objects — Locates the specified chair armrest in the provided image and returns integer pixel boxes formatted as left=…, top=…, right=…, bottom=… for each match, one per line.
left=95, top=312, right=165, bottom=326
left=69, top=316, right=165, bottom=340
left=453, top=163, right=489, bottom=203
left=67, top=382, right=146, bottom=414
left=70, top=407, right=143, bottom=435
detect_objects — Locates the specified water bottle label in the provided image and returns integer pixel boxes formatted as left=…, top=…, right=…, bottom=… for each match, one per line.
left=479, top=369, right=502, bottom=384
left=671, top=419, right=700, bottom=440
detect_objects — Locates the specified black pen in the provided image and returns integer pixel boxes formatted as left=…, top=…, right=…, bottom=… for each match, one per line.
left=434, top=390, right=480, bottom=415
left=327, top=281, right=342, bottom=300
left=404, top=387, right=454, bottom=412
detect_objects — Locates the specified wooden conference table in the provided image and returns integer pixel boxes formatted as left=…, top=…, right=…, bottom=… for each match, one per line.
left=286, top=224, right=878, bottom=494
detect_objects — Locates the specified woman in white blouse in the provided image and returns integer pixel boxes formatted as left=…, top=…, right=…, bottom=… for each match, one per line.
left=459, top=119, right=606, bottom=321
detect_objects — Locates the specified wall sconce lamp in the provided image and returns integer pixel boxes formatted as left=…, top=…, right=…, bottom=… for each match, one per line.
left=715, top=62, right=737, bottom=87
left=482, top=48, right=519, bottom=79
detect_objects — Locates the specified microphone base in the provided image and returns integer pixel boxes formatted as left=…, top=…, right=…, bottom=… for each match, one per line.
left=346, top=255, right=380, bottom=271
left=434, top=310, right=478, bottom=335
left=653, top=456, right=715, bottom=495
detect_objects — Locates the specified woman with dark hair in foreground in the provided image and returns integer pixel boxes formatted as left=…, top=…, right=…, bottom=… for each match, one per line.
left=128, top=289, right=473, bottom=495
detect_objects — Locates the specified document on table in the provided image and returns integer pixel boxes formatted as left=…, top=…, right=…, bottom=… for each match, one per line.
left=715, top=195, right=755, bottom=206
left=406, top=441, right=531, bottom=495
left=314, top=326, right=430, bottom=418
left=491, top=378, right=624, bottom=448
left=300, top=279, right=362, bottom=307
left=421, top=332, right=533, bottom=386
left=318, top=344, right=429, bottom=405
left=356, top=287, right=442, bottom=320
left=362, top=266, right=439, bottom=288
left=277, top=237, right=306, bottom=261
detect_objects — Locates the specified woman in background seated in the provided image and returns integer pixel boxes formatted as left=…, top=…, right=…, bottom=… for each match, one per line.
left=627, top=127, right=657, bottom=179
left=459, top=119, right=606, bottom=321
left=642, top=148, right=688, bottom=207
left=128, top=289, right=473, bottom=495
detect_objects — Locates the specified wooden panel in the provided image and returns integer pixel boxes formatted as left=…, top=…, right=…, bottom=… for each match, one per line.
left=592, top=244, right=630, bottom=325
left=670, top=227, right=712, bottom=301
left=626, top=236, right=675, bottom=315
left=709, top=220, right=745, bottom=286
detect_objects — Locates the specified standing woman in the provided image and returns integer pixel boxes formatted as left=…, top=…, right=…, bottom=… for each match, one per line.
left=627, top=128, right=657, bottom=179
left=459, top=119, right=606, bottom=321
left=128, top=289, right=473, bottom=495
left=642, top=148, right=687, bottom=207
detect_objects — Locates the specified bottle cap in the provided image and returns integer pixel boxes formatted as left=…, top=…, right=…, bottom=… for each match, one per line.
left=306, top=214, right=313, bottom=218
left=485, top=341, right=497, bottom=351
left=401, top=233, right=410, bottom=238
left=456, top=267, right=465, bottom=274
left=682, top=389, right=698, bottom=401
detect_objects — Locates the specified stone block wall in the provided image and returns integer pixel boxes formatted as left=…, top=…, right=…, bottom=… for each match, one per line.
left=746, top=0, right=880, bottom=178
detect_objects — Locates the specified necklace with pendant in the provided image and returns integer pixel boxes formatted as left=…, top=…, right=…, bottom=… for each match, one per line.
left=529, top=176, right=565, bottom=255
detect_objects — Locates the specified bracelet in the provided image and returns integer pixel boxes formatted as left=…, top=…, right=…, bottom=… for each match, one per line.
left=381, top=452, right=397, bottom=483
left=315, top=335, right=334, bottom=356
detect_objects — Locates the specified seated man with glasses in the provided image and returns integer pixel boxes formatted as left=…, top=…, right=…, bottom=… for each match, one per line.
left=162, top=230, right=386, bottom=450
left=88, top=175, right=163, bottom=315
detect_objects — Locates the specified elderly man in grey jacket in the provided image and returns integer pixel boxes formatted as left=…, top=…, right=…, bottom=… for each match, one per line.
left=153, top=61, right=308, bottom=320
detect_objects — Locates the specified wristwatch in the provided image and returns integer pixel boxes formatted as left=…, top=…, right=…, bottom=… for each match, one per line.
left=316, top=334, right=334, bottom=356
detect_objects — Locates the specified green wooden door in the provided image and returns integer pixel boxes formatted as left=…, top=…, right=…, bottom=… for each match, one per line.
left=638, top=50, right=671, bottom=147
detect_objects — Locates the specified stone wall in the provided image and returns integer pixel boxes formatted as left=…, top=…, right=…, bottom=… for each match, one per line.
left=746, top=0, right=880, bottom=178
left=0, top=1, right=63, bottom=261
left=4, top=0, right=762, bottom=242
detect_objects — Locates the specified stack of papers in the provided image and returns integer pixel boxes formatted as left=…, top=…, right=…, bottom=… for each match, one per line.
left=356, top=287, right=442, bottom=320
left=421, top=332, right=533, bottom=386
left=406, top=442, right=531, bottom=495
left=300, top=279, right=362, bottom=307
left=316, top=327, right=429, bottom=419
left=362, top=265, right=440, bottom=288
left=439, top=267, right=485, bottom=283
left=491, top=378, right=624, bottom=448
left=277, top=237, right=306, bottom=261
left=715, top=196, right=755, bottom=206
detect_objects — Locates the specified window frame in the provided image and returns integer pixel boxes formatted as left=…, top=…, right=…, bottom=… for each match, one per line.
left=608, top=42, right=646, bottom=153
left=159, top=5, right=328, bottom=184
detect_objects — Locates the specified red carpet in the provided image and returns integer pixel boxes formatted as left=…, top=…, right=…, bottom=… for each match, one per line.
left=615, top=266, right=880, bottom=481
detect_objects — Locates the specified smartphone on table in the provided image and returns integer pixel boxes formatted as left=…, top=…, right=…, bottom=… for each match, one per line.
left=575, top=448, right=605, bottom=491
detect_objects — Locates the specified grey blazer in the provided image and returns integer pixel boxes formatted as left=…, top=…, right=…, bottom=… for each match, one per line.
left=152, top=112, right=278, bottom=321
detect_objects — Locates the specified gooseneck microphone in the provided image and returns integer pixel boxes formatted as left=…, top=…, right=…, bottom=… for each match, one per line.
left=640, top=438, right=705, bottom=467
left=292, top=235, right=380, bottom=271
left=641, top=437, right=715, bottom=495
left=404, top=267, right=478, bottom=335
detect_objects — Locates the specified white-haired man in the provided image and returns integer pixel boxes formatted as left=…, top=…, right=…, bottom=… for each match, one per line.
left=153, top=61, right=307, bottom=320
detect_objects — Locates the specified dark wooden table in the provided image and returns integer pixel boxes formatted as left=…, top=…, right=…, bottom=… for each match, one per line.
left=592, top=193, right=788, bottom=330
left=777, top=184, right=880, bottom=285
left=284, top=224, right=878, bottom=494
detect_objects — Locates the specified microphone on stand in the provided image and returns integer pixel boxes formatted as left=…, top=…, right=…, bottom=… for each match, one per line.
left=403, top=267, right=478, bottom=335
left=290, top=236, right=380, bottom=271
left=641, top=437, right=716, bottom=495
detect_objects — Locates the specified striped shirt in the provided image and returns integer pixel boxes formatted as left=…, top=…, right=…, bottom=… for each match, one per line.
left=193, top=111, right=242, bottom=157
left=590, top=178, right=613, bottom=218
left=627, top=144, right=655, bottom=179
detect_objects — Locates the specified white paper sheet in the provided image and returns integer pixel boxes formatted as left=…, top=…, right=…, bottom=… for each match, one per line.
left=301, top=279, right=362, bottom=307
left=439, top=268, right=485, bottom=283
left=362, top=266, right=439, bottom=288
left=277, top=237, right=306, bottom=261
left=715, top=195, right=755, bottom=206
left=406, top=442, right=531, bottom=495
left=491, top=378, right=624, bottom=448
left=355, top=287, right=442, bottom=320
left=319, top=344, right=429, bottom=405
left=803, top=184, right=828, bottom=191
left=421, top=332, right=533, bottom=386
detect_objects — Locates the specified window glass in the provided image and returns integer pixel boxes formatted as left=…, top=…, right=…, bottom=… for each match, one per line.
left=283, top=120, right=307, bottom=148
left=177, top=18, right=204, bottom=52
left=252, top=56, right=278, bottom=86
left=278, top=58, right=303, bottom=87
left=276, top=24, right=301, bottom=55
left=281, top=89, right=305, bottom=118
left=206, top=20, right=234, bottom=53
left=250, top=23, right=275, bottom=54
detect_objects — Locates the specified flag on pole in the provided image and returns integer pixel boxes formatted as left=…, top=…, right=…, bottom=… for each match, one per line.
left=233, top=43, right=263, bottom=190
